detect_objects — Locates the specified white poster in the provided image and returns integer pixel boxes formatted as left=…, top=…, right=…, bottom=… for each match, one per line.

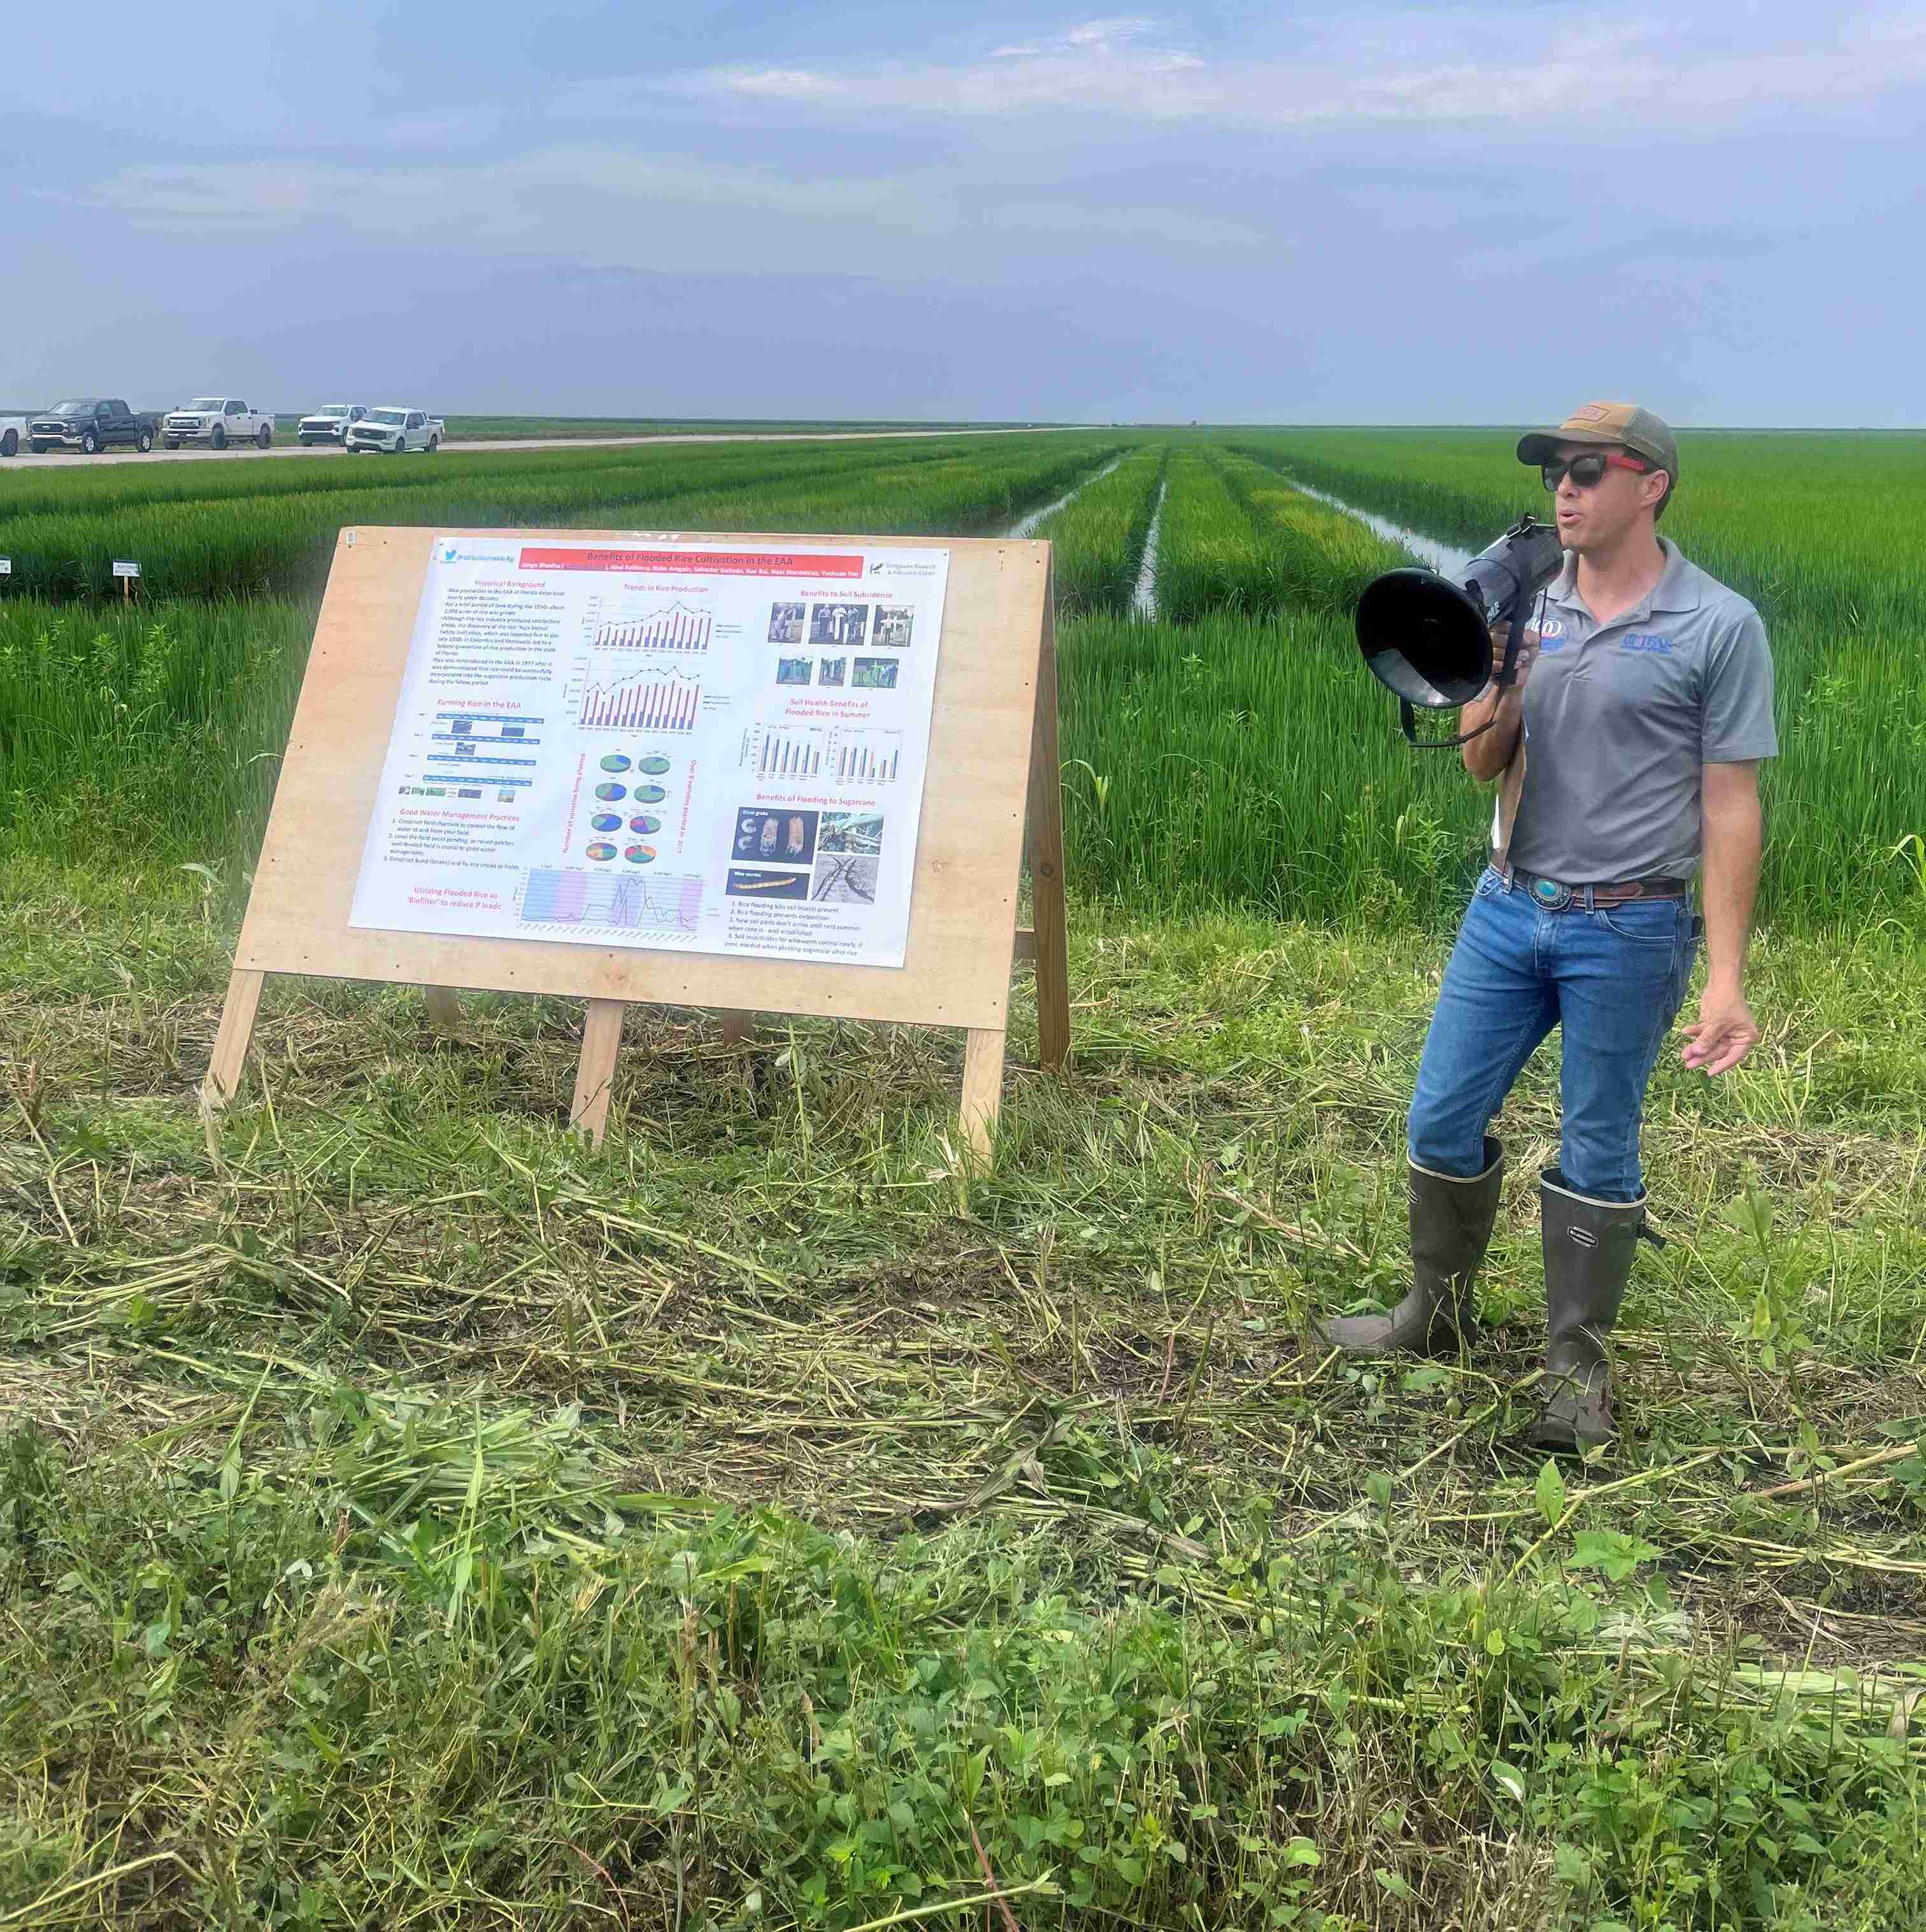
left=348, top=536, right=951, bottom=968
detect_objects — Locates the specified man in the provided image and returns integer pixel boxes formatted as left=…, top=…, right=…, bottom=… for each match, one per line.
left=1320, top=402, right=1778, bottom=1454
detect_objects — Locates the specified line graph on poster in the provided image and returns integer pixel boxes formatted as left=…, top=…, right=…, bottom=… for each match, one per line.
left=518, top=867, right=704, bottom=937
left=576, top=665, right=703, bottom=732
left=585, top=599, right=713, bottom=652
left=743, top=723, right=904, bottom=788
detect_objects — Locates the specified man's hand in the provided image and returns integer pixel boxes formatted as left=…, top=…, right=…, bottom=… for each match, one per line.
left=1681, top=985, right=1758, bottom=1075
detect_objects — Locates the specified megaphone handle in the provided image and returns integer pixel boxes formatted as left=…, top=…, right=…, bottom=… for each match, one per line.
left=1492, top=585, right=1532, bottom=688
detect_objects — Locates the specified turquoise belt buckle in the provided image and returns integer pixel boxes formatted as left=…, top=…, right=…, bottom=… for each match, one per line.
left=1530, top=876, right=1572, bottom=910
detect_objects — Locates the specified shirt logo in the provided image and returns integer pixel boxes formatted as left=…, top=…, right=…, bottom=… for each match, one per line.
left=1535, top=618, right=1570, bottom=653
left=1621, top=632, right=1674, bottom=655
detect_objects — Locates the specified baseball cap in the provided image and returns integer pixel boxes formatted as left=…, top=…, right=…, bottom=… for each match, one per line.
left=1516, top=401, right=1679, bottom=485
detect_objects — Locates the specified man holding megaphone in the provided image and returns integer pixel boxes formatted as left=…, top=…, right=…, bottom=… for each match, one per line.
left=1324, top=402, right=1778, bottom=1454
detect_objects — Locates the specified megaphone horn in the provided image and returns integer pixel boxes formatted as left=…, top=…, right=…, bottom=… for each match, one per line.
left=1355, top=515, right=1566, bottom=748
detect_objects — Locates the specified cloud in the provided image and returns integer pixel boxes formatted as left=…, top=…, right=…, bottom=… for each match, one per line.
left=654, top=6, right=1926, bottom=132
left=71, top=145, right=1266, bottom=270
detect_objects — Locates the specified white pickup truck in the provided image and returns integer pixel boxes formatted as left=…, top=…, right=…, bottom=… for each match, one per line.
left=0, top=415, right=24, bottom=457
left=164, top=397, right=273, bottom=450
left=345, top=407, right=443, bottom=455
left=296, top=403, right=369, bottom=446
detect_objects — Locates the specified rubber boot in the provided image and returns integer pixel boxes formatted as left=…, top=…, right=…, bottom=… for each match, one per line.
left=1318, top=1139, right=1503, bottom=1356
left=1525, top=1168, right=1646, bottom=1455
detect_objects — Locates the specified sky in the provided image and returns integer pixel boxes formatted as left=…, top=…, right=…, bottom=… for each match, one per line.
left=6, top=3, right=1923, bottom=424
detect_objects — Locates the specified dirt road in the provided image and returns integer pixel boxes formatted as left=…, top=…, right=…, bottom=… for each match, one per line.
left=8, top=426, right=1069, bottom=470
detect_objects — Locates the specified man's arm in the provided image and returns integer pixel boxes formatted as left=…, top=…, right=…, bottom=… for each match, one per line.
left=1681, top=760, right=1762, bottom=1075
left=1460, top=625, right=1532, bottom=783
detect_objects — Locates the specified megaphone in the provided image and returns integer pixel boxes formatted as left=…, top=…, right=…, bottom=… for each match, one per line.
left=1355, top=515, right=1565, bottom=748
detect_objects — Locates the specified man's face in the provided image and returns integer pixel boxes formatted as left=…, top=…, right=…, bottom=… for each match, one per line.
left=1550, top=441, right=1668, bottom=553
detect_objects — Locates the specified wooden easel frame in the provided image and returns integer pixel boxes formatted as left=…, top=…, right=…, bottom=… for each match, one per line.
left=203, top=527, right=1069, bottom=1158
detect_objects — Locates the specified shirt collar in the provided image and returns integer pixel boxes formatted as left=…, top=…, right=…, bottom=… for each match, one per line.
left=1547, top=536, right=1702, bottom=619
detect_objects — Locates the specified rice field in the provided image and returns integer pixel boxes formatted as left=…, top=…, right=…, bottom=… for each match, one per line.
left=0, top=434, right=1120, bottom=600
left=2, top=425, right=1923, bottom=1931
left=6, top=426, right=1915, bottom=931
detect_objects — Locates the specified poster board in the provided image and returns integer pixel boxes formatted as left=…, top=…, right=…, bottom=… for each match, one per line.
left=203, top=525, right=1069, bottom=1154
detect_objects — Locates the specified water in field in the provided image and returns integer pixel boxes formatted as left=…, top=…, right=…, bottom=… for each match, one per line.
left=1131, top=478, right=1166, bottom=619
left=1285, top=478, right=1471, bottom=576
left=1006, top=453, right=1125, bottom=537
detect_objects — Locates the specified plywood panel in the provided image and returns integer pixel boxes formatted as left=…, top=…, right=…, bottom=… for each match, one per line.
left=234, top=527, right=1048, bottom=1032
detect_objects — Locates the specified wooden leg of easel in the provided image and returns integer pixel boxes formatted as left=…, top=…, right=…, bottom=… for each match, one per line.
left=422, top=985, right=463, bottom=1030
left=569, top=999, right=625, bottom=1147
left=960, top=1026, right=1007, bottom=1160
left=1025, top=572, right=1072, bottom=1071
left=720, top=1011, right=753, bottom=1046
left=203, top=968, right=266, bottom=1110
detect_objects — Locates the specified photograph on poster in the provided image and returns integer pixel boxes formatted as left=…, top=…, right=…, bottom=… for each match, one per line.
left=725, top=867, right=810, bottom=900
left=811, top=600, right=869, bottom=646
left=853, top=657, right=899, bottom=690
left=813, top=855, right=880, bottom=904
left=818, top=656, right=846, bottom=686
left=776, top=657, right=812, bottom=686
left=820, top=811, right=884, bottom=856
left=873, top=606, right=914, bottom=647
left=735, top=807, right=818, bottom=865
left=767, top=601, right=805, bottom=643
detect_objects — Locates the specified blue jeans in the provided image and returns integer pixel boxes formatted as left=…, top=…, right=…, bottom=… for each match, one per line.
left=1408, top=868, right=1701, bottom=1202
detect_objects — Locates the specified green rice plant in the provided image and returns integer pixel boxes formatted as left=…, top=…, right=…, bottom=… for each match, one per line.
left=1148, top=450, right=1275, bottom=623
left=1210, top=448, right=1413, bottom=613
left=1223, top=429, right=1926, bottom=929
left=1145, top=448, right=1412, bottom=623
left=0, top=434, right=997, bottom=530
left=1229, top=428, right=1926, bottom=638
left=1059, top=607, right=1490, bottom=921
left=0, top=600, right=310, bottom=862
left=0, top=436, right=1123, bottom=602
left=1029, top=444, right=1167, bottom=614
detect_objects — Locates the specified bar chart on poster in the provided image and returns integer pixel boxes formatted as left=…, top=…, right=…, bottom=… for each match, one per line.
left=348, top=536, right=951, bottom=968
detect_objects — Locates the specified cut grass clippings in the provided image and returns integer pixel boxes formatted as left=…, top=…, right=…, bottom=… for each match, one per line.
left=3, top=876, right=1924, bottom=1928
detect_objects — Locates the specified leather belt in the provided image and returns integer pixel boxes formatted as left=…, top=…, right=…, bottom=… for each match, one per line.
left=1502, top=866, right=1688, bottom=911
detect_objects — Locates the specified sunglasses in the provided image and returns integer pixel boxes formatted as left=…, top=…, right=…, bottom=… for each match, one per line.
left=1541, top=451, right=1653, bottom=492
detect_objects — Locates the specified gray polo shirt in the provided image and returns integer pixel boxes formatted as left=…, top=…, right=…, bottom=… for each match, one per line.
left=1498, top=537, right=1777, bottom=883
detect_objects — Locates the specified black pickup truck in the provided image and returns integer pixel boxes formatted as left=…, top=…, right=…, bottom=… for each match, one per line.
left=29, top=398, right=159, bottom=455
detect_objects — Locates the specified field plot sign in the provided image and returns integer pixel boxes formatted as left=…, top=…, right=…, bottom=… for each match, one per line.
left=204, top=527, right=1069, bottom=1154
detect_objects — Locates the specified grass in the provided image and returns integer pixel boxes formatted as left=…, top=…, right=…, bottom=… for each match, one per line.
left=1, top=875, right=1922, bottom=1927
left=2, top=429, right=1924, bottom=1926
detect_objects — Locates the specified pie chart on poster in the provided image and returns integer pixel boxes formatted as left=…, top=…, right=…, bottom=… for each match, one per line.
left=585, top=842, right=617, bottom=861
